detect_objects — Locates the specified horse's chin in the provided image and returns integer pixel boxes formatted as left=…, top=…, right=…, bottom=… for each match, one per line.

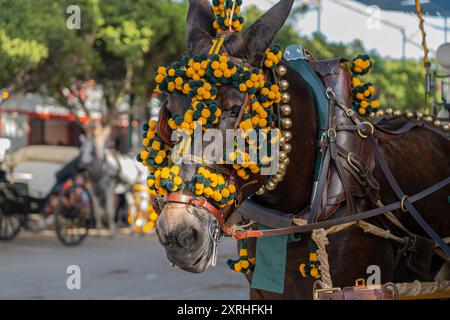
left=166, top=246, right=213, bottom=273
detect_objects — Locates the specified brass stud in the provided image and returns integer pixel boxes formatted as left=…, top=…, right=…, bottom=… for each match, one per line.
left=443, top=124, right=450, bottom=131
left=434, top=120, right=442, bottom=127
left=376, top=110, right=385, bottom=117
left=276, top=170, right=286, bottom=178
left=424, top=116, right=433, bottom=123
left=280, top=104, right=292, bottom=116
left=279, top=163, right=287, bottom=172
left=256, top=187, right=266, bottom=196
left=416, top=112, right=424, bottom=119
left=282, top=157, right=290, bottom=166
left=276, top=65, right=287, bottom=77
left=406, top=112, right=414, bottom=119
left=283, top=131, right=292, bottom=142
left=279, top=151, right=287, bottom=161
left=281, top=93, right=291, bottom=104
left=279, top=79, right=289, bottom=91
left=269, top=176, right=279, bottom=184
left=393, top=110, right=402, bottom=116
left=281, top=118, right=292, bottom=129
left=266, top=181, right=277, bottom=191
left=282, top=143, right=292, bottom=153
left=386, top=108, right=393, bottom=115
left=279, top=136, right=286, bottom=144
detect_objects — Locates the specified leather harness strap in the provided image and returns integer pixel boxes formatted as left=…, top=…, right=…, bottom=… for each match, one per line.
left=368, top=135, right=450, bottom=256
left=234, top=175, right=450, bottom=238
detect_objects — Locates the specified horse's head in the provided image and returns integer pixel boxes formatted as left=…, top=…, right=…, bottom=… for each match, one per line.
left=155, top=0, right=294, bottom=273
left=79, top=133, right=96, bottom=169
left=79, top=123, right=110, bottom=169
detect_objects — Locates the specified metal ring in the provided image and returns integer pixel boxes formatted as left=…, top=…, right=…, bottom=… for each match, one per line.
left=400, top=195, right=408, bottom=213
left=326, top=87, right=335, bottom=100
left=383, top=282, right=399, bottom=300
left=358, top=121, right=375, bottom=138
left=327, top=128, right=337, bottom=139
left=347, top=152, right=360, bottom=173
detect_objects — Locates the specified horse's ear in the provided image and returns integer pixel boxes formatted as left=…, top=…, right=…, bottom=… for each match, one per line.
left=187, top=0, right=215, bottom=55
left=231, top=0, right=294, bottom=66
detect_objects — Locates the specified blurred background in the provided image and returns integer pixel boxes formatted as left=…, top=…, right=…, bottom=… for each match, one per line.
left=0, top=0, right=449, bottom=299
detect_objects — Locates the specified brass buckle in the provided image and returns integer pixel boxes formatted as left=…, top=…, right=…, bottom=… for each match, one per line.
left=327, top=128, right=337, bottom=139
left=347, top=152, right=360, bottom=173
left=191, top=197, right=208, bottom=209
left=358, top=121, right=375, bottom=138
left=345, top=108, right=355, bottom=118
left=313, top=287, right=341, bottom=300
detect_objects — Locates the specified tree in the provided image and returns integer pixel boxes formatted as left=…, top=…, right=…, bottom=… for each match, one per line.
left=0, top=0, right=188, bottom=144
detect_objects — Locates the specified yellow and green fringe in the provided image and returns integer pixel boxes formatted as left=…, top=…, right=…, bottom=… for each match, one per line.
left=137, top=2, right=285, bottom=208
left=138, top=46, right=284, bottom=198
left=227, top=240, right=256, bottom=274
left=351, top=54, right=381, bottom=116
left=212, top=0, right=244, bottom=34
left=299, top=240, right=322, bottom=280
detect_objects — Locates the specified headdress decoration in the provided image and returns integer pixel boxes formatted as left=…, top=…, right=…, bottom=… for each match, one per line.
left=138, top=3, right=285, bottom=209
left=351, top=55, right=381, bottom=116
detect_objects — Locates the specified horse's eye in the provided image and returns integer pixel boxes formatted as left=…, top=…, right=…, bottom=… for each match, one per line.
left=230, top=105, right=241, bottom=117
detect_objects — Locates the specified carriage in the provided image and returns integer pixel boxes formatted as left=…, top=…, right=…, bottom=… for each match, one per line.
left=0, top=143, right=94, bottom=245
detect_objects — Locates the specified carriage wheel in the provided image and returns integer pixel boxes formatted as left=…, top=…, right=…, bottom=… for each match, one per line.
left=0, top=207, right=23, bottom=241
left=54, top=187, right=94, bottom=246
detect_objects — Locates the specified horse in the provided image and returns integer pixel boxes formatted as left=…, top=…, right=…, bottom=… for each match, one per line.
left=155, top=0, right=450, bottom=299
left=79, top=124, right=146, bottom=236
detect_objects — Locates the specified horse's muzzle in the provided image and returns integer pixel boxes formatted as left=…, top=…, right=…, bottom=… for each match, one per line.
left=156, top=203, right=214, bottom=273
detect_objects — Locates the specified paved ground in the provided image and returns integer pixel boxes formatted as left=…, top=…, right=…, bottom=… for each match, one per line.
left=0, top=230, right=249, bottom=299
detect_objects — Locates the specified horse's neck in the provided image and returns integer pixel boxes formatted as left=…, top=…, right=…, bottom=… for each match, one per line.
left=258, top=64, right=317, bottom=213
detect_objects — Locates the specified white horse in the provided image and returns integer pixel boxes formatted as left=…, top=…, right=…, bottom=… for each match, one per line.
left=79, top=127, right=146, bottom=236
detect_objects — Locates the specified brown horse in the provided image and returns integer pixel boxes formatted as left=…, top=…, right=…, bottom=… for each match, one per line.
left=155, top=0, right=450, bottom=299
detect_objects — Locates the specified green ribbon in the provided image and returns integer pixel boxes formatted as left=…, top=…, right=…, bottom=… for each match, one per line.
left=251, top=225, right=301, bottom=294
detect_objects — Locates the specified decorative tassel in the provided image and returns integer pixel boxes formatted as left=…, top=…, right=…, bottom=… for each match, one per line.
left=227, top=239, right=256, bottom=274
left=350, top=54, right=381, bottom=116
left=299, top=240, right=322, bottom=279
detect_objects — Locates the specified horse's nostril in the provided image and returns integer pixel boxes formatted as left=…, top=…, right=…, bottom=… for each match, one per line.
left=177, top=227, right=199, bottom=249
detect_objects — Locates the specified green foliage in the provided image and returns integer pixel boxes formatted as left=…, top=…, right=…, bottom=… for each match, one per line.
left=0, top=28, right=48, bottom=83
left=0, top=0, right=187, bottom=110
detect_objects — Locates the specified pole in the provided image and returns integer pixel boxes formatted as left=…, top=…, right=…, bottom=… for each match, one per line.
left=401, top=29, right=406, bottom=62
left=317, top=0, right=322, bottom=34
left=445, top=16, right=448, bottom=43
